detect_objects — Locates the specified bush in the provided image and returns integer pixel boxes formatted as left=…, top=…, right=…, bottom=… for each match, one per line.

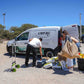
left=0, top=38, right=3, bottom=43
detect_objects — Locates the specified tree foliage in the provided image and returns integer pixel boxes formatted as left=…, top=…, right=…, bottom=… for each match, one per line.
left=82, top=25, right=84, bottom=34
left=0, top=24, right=38, bottom=40
left=0, top=24, right=5, bottom=30
left=9, top=24, right=38, bottom=39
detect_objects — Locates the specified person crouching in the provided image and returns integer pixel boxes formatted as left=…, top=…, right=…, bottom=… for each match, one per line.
left=25, top=38, right=42, bottom=67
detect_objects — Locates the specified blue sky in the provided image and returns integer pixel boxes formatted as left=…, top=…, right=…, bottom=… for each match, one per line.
left=0, top=0, right=84, bottom=30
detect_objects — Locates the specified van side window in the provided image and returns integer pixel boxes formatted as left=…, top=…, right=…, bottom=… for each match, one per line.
left=17, top=32, right=29, bottom=40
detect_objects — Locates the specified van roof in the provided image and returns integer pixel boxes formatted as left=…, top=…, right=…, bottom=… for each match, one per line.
left=62, top=24, right=78, bottom=28
left=24, top=26, right=61, bottom=32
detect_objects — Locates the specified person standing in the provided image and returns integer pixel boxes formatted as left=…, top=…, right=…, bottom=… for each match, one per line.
left=62, top=30, right=73, bottom=70
left=25, top=38, right=42, bottom=67
left=59, top=33, right=69, bottom=71
left=63, top=30, right=80, bottom=65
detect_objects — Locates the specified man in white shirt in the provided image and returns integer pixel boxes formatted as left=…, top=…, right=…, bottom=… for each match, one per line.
left=25, top=38, right=42, bottom=67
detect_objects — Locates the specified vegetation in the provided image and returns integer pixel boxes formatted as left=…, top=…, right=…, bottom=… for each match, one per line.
left=0, top=24, right=38, bottom=40
left=82, top=26, right=84, bottom=34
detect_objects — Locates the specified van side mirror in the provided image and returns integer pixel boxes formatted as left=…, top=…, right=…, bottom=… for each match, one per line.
left=15, top=38, right=17, bottom=41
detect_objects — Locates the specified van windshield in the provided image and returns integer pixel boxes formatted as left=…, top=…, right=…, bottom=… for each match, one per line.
left=17, top=32, right=29, bottom=40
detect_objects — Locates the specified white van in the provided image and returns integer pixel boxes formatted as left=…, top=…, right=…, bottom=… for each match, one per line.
left=7, top=24, right=79, bottom=57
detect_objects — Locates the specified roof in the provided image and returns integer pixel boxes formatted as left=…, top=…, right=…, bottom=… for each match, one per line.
left=24, top=26, right=61, bottom=32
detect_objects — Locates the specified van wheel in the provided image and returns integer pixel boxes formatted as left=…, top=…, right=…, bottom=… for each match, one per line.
left=8, top=46, right=12, bottom=55
left=46, top=51, right=54, bottom=58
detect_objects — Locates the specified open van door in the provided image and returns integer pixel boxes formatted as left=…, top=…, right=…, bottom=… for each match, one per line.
left=62, top=24, right=79, bottom=41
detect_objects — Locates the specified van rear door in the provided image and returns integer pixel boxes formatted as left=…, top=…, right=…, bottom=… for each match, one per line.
left=62, top=24, right=79, bottom=41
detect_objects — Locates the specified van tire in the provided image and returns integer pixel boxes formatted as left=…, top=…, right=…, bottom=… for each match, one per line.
left=8, top=46, right=12, bottom=55
left=45, top=50, right=54, bottom=58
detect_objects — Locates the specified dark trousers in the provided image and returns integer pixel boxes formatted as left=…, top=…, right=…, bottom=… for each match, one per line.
left=25, top=44, right=36, bottom=65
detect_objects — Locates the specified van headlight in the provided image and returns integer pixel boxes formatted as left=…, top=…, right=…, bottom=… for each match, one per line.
left=7, top=39, right=15, bottom=47
left=7, top=42, right=12, bottom=47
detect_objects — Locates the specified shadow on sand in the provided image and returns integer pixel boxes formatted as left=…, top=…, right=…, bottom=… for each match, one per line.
left=4, top=53, right=26, bottom=58
left=20, top=62, right=33, bottom=68
left=4, top=68, right=12, bottom=72
left=53, top=67, right=84, bottom=75
left=73, top=67, right=84, bottom=73
left=52, top=68, right=73, bottom=75
left=4, top=53, right=41, bottom=59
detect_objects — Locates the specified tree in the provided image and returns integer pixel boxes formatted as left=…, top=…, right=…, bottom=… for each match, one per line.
left=82, top=25, right=84, bottom=34
left=20, top=24, right=38, bottom=31
left=9, top=24, right=38, bottom=39
left=0, top=24, right=5, bottom=30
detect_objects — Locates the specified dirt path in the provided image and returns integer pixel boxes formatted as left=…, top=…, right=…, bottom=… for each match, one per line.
left=0, top=41, right=84, bottom=84
left=0, top=41, right=9, bottom=65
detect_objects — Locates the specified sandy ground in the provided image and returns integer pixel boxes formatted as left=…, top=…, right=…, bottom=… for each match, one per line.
left=0, top=41, right=84, bottom=84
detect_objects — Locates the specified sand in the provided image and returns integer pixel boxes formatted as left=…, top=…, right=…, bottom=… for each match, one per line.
left=0, top=41, right=84, bottom=84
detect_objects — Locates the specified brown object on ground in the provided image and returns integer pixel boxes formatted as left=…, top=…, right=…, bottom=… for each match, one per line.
left=42, top=57, right=50, bottom=60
